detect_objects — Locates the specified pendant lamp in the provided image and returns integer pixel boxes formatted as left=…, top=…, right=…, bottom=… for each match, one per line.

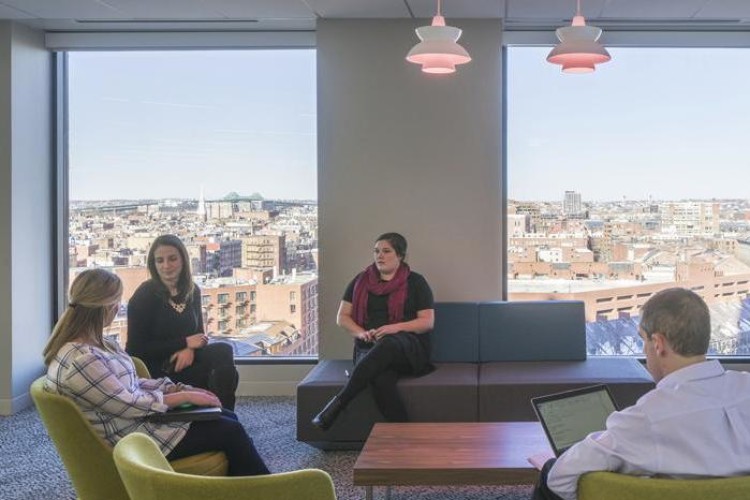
left=547, top=0, right=611, bottom=74
left=406, top=0, right=471, bottom=74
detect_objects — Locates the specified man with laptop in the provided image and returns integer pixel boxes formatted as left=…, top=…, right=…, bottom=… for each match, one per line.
left=531, top=287, right=750, bottom=500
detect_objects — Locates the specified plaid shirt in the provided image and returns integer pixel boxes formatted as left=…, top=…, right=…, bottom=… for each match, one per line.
left=45, top=341, right=189, bottom=455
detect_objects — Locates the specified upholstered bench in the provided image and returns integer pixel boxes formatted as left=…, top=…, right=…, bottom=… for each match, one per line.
left=296, top=359, right=478, bottom=448
left=476, top=301, right=653, bottom=421
left=296, top=301, right=654, bottom=450
left=479, top=358, right=653, bottom=421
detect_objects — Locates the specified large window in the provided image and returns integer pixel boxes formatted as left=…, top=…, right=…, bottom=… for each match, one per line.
left=67, top=50, right=318, bottom=358
left=508, top=46, right=750, bottom=356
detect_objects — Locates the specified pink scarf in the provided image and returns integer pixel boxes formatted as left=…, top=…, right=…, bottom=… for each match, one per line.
left=351, top=263, right=410, bottom=328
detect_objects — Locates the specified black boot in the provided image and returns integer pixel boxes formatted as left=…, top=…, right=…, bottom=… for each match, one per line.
left=312, top=395, right=344, bottom=430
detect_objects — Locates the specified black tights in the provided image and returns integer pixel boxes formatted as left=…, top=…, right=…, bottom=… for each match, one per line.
left=167, top=409, right=269, bottom=477
left=338, top=336, right=413, bottom=422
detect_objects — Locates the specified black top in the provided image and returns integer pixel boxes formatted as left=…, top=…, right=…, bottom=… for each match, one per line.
left=125, top=279, right=204, bottom=374
left=343, top=271, right=434, bottom=361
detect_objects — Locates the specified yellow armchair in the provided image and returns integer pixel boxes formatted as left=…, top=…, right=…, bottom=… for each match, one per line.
left=113, top=432, right=337, bottom=500
left=31, top=361, right=228, bottom=500
left=130, top=355, right=150, bottom=379
left=579, top=471, right=750, bottom=500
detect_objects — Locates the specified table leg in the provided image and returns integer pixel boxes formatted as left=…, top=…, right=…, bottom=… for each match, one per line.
left=385, top=486, right=392, bottom=500
left=365, top=486, right=373, bottom=500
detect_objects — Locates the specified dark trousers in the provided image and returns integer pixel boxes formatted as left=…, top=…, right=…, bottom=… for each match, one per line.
left=163, top=342, right=239, bottom=410
left=339, top=336, right=413, bottom=422
left=532, top=458, right=565, bottom=500
left=167, top=409, right=269, bottom=477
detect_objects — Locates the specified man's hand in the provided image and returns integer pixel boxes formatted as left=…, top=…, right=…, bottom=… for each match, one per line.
left=527, top=450, right=555, bottom=471
left=170, top=348, right=195, bottom=372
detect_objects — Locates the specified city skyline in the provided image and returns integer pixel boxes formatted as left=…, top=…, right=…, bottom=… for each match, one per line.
left=71, top=193, right=746, bottom=204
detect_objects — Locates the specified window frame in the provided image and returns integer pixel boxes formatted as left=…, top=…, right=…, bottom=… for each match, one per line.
left=54, top=38, right=319, bottom=365
left=501, top=29, right=750, bottom=359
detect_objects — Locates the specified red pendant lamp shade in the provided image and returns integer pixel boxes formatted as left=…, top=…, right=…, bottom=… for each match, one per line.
left=547, top=0, right=611, bottom=74
left=406, top=0, right=471, bottom=74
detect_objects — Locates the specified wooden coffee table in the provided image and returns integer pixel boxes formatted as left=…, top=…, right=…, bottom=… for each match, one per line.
left=353, top=422, right=549, bottom=499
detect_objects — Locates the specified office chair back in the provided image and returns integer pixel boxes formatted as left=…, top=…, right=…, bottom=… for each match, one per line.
left=114, top=432, right=337, bottom=500
left=579, top=471, right=750, bottom=500
left=31, top=358, right=227, bottom=500
left=31, top=377, right=131, bottom=500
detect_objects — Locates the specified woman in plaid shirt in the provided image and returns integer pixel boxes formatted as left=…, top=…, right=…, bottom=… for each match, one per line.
left=43, top=269, right=269, bottom=476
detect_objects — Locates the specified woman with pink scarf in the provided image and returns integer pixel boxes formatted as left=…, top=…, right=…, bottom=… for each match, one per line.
left=312, top=233, right=435, bottom=430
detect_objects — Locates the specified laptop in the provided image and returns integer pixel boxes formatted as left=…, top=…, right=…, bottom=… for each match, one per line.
left=147, top=405, right=222, bottom=423
left=531, top=384, right=618, bottom=457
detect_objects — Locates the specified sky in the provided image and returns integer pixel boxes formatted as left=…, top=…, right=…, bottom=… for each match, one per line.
left=69, top=50, right=317, bottom=201
left=70, top=47, right=750, bottom=203
left=508, top=47, right=750, bottom=202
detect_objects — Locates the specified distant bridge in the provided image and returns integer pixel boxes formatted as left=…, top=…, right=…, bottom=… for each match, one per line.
left=73, top=201, right=160, bottom=215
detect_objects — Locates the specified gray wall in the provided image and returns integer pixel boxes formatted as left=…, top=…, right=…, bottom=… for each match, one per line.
left=0, top=22, right=11, bottom=409
left=317, top=19, right=504, bottom=359
left=0, top=21, right=53, bottom=414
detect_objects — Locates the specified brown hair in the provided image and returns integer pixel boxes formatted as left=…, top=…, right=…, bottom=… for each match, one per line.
left=147, top=234, right=195, bottom=301
left=639, top=287, right=710, bottom=357
left=43, top=269, right=123, bottom=366
left=376, top=232, right=408, bottom=260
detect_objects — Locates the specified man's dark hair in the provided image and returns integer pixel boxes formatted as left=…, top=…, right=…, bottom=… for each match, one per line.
left=375, top=232, right=408, bottom=260
left=639, top=287, right=710, bottom=356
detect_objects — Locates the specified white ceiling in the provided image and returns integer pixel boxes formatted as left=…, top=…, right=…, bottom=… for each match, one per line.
left=2, top=0, right=750, bottom=31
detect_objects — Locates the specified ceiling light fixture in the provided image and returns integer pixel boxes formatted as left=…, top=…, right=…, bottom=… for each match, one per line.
left=547, top=0, right=611, bottom=74
left=406, top=0, right=471, bottom=75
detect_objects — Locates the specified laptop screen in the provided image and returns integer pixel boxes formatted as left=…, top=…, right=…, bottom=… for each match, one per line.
left=531, top=384, right=618, bottom=456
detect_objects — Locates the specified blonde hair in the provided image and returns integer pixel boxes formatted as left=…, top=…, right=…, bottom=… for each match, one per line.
left=43, top=269, right=123, bottom=366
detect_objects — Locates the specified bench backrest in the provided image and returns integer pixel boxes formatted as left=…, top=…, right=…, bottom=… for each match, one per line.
left=431, top=300, right=586, bottom=363
left=431, top=302, right=480, bottom=362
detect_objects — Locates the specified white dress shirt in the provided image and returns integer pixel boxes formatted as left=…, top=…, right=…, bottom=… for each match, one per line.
left=548, top=360, right=750, bottom=500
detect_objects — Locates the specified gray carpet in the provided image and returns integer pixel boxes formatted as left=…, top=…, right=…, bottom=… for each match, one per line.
left=0, top=397, right=534, bottom=499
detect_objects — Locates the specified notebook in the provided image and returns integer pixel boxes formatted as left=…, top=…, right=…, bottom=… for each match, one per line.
left=531, top=384, right=618, bottom=457
left=147, top=405, right=222, bottom=423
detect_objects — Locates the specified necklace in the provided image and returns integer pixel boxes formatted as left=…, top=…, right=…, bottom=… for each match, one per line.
left=168, top=298, right=187, bottom=314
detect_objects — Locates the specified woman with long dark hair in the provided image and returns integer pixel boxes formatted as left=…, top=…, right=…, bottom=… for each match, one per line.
left=126, top=234, right=239, bottom=410
left=312, top=232, right=435, bottom=430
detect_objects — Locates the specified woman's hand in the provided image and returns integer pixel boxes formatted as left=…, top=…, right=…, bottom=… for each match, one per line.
left=186, top=333, right=208, bottom=349
left=189, top=387, right=219, bottom=399
left=170, top=348, right=195, bottom=372
left=164, top=390, right=221, bottom=408
left=373, top=323, right=402, bottom=340
left=355, top=330, right=375, bottom=343
left=184, top=390, right=221, bottom=407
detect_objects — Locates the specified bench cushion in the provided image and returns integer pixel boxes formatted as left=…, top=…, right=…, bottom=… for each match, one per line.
left=478, top=358, right=654, bottom=421
left=296, top=359, right=478, bottom=449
